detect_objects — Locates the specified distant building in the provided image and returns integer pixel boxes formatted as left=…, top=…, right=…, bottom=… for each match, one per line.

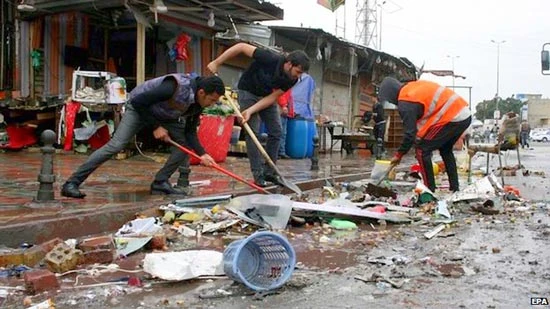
left=526, top=96, right=550, bottom=128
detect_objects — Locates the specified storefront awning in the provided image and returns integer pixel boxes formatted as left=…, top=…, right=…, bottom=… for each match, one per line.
left=21, top=0, right=284, bottom=30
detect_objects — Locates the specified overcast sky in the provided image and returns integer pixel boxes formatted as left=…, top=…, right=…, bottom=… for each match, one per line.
left=263, top=0, right=550, bottom=106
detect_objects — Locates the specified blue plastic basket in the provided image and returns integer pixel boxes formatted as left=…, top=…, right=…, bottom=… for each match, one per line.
left=223, top=231, right=296, bottom=291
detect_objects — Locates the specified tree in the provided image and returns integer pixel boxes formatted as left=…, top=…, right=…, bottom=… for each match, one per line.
left=474, top=97, right=523, bottom=121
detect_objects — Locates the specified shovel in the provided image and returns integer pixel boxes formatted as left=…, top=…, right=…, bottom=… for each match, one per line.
left=166, top=138, right=269, bottom=194
left=223, top=93, right=303, bottom=196
left=374, top=164, right=396, bottom=186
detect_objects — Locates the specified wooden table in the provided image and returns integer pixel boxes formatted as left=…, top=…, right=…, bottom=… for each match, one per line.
left=334, top=130, right=377, bottom=155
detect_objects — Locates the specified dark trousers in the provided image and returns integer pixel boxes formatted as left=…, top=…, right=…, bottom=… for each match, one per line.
left=415, top=117, right=471, bottom=192
left=66, top=104, right=190, bottom=185
left=374, top=121, right=386, bottom=151
left=238, top=90, right=282, bottom=180
left=520, top=132, right=530, bottom=148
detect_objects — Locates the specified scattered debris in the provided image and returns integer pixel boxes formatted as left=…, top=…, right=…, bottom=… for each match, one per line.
left=424, top=224, right=446, bottom=239
left=142, top=250, right=224, bottom=281
left=354, top=273, right=405, bottom=289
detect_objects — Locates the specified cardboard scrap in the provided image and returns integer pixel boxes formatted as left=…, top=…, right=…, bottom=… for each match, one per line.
left=291, top=201, right=411, bottom=223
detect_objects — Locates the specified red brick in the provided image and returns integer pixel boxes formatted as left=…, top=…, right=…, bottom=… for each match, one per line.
left=23, top=246, right=47, bottom=267
left=40, top=238, right=64, bottom=253
left=0, top=249, right=24, bottom=267
left=77, top=235, right=115, bottom=252
left=147, top=234, right=167, bottom=250
left=23, top=269, right=59, bottom=294
left=79, top=249, right=115, bottom=265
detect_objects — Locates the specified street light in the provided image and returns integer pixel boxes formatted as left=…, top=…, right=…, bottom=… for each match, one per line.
left=491, top=39, right=506, bottom=119
left=446, top=54, right=460, bottom=89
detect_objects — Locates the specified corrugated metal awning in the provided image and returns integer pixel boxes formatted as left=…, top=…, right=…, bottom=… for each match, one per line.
left=21, top=0, right=284, bottom=30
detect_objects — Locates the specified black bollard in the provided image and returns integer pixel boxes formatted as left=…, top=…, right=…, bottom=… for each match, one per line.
left=36, top=130, right=56, bottom=201
left=311, top=136, right=319, bottom=171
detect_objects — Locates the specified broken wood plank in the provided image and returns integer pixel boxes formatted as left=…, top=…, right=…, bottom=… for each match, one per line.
left=173, top=194, right=232, bottom=208
left=291, top=201, right=411, bottom=223
left=424, top=223, right=446, bottom=239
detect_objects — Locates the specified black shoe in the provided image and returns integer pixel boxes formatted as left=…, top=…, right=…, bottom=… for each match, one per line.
left=173, top=184, right=192, bottom=195
left=264, top=174, right=283, bottom=186
left=61, top=182, right=86, bottom=198
left=150, top=181, right=187, bottom=195
left=253, top=176, right=268, bottom=188
left=278, top=153, right=290, bottom=159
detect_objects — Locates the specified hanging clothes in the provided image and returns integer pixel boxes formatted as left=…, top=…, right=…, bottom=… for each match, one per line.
left=63, top=101, right=81, bottom=150
left=174, top=33, right=191, bottom=62
left=60, top=101, right=92, bottom=151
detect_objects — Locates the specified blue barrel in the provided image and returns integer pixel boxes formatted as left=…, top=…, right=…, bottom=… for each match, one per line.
left=286, top=118, right=308, bottom=158
left=306, top=119, right=317, bottom=158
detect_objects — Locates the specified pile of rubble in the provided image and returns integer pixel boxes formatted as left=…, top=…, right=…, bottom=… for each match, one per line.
left=0, top=166, right=544, bottom=307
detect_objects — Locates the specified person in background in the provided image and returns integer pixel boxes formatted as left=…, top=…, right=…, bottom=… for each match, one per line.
left=520, top=120, right=531, bottom=149
left=277, top=90, right=292, bottom=159
left=61, top=74, right=225, bottom=198
left=291, top=72, right=316, bottom=120
left=483, top=127, right=491, bottom=143
left=379, top=77, right=472, bottom=193
left=490, top=124, right=498, bottom=143
left=207, top=43, right=309, bottom=187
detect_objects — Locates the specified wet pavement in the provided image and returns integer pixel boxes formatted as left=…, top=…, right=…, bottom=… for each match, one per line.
left=0, top=143, right=549, bottom=245
left=0, top=147, right=381, bottom=245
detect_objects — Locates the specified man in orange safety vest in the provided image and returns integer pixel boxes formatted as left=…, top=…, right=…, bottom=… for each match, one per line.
left=379, top=77, right=471, bottom=192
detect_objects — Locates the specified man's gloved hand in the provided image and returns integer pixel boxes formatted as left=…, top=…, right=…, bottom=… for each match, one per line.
left=390, top=154, right=402, bottom=166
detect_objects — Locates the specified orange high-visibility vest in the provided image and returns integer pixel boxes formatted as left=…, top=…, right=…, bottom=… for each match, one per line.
left=398, top=80, right=468, bottom=138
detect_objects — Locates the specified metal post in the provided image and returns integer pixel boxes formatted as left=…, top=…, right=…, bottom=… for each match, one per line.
left=378, top=2, right=383, bottom=49
left=311, top=136, right=319, bottom=171
left=447, top=55, right=459, bottom=89
left=491, top=39, right=506, bottom=116
left=36, top=130, right=56, bottom=201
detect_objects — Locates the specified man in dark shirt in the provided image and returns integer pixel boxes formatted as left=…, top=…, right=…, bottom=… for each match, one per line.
left=520, top=120, right=530, bottom=149
left=380, top=77, right=471, bottom=192
left=61, top=75, right=225, bottom=198
left=207, top=43, right=310, bottom=187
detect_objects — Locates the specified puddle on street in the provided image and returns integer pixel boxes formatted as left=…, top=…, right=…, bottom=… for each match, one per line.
left=105, top=191, right=152, bottom=203
left=295, top=247, right=358, bottom=270
left=287, top=226, right=387, bottom=270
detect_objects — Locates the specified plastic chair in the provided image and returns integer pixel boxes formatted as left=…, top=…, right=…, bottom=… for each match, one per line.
left=467, top=113, right=521, bottom=185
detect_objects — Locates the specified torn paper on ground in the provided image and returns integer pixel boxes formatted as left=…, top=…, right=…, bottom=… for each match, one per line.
left=143, top=250, right=224, bottom=281
left=114, top=217, right=163, bottom=237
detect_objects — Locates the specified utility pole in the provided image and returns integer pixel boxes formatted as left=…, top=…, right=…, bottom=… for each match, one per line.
left=491, top=39, right=506, bottom=119
left=446, top=54, right=459, bottom=89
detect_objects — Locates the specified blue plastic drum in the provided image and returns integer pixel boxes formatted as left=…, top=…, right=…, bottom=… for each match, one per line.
left=285, top=118, right=308, bottom=159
